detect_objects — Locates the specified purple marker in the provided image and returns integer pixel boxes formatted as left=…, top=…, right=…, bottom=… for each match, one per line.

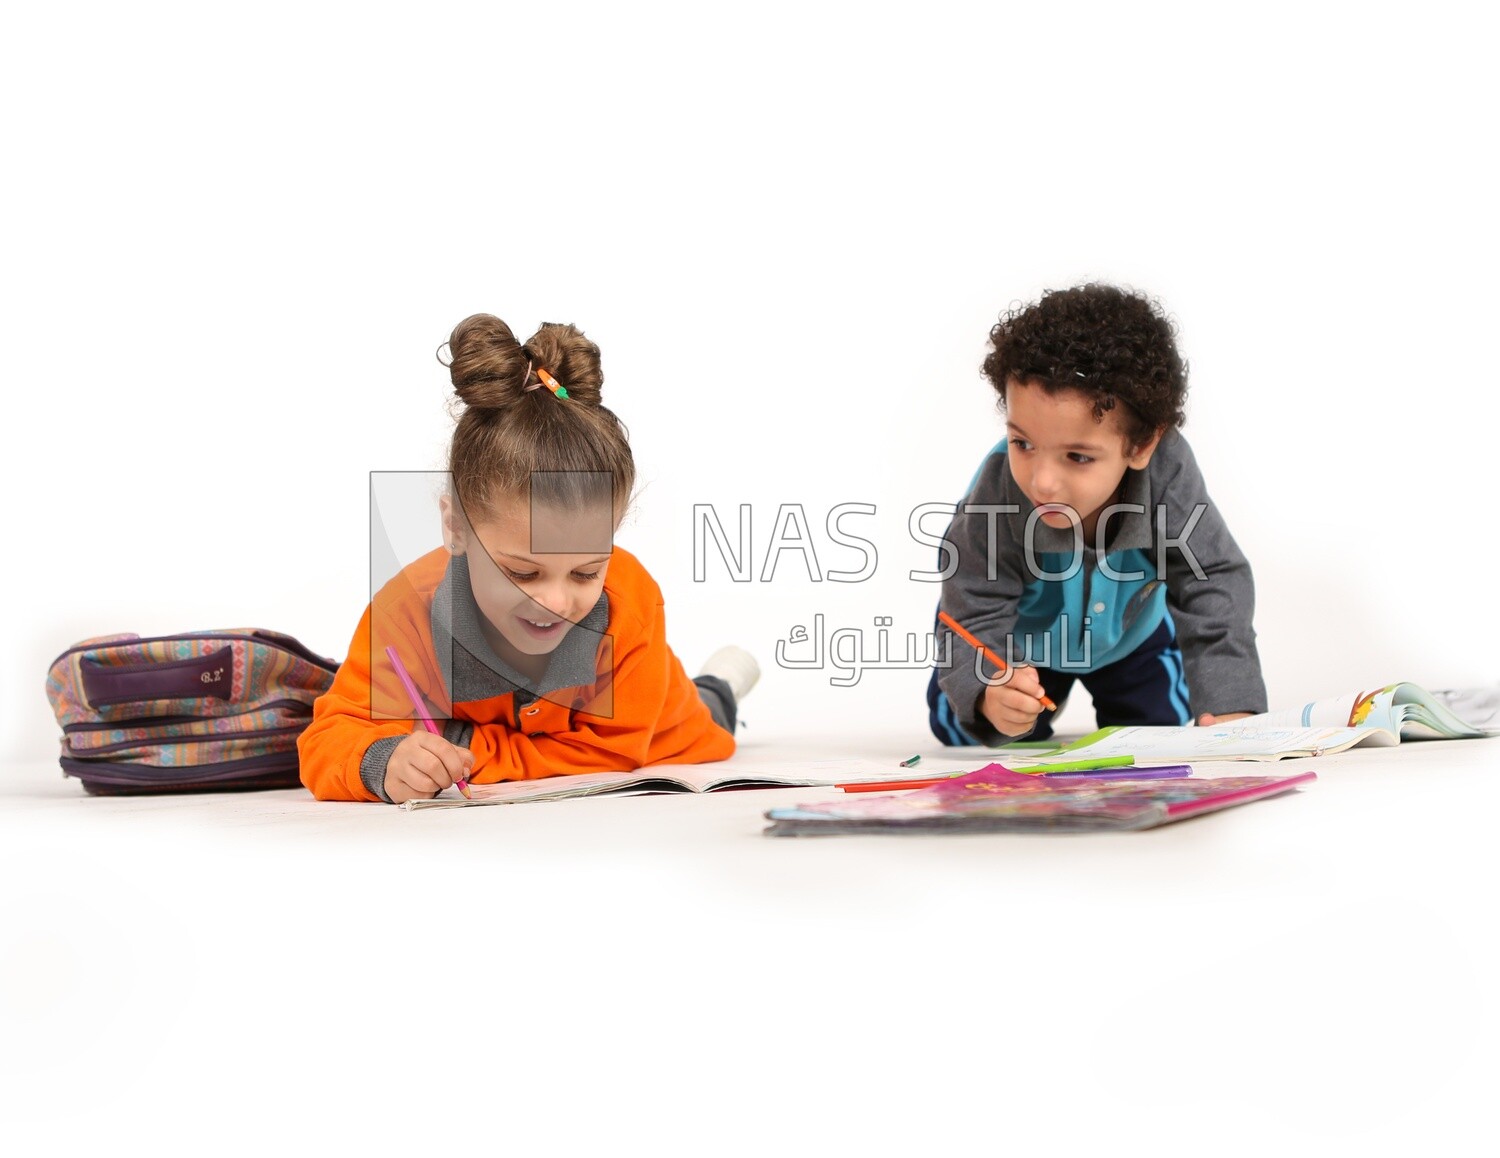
left=1043, top=764, right=1194, bottom=780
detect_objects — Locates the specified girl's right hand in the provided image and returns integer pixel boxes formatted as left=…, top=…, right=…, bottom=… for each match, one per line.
left=980, top=665, right=1048, bottom=738
left=384, top=731, right=476, bottom=804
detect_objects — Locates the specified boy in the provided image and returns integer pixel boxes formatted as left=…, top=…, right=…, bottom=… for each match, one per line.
left=927, top=284, right=1267, bottom=744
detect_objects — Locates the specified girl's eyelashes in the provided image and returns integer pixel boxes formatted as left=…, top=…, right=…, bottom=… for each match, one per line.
left=1068, top=453, right=1096, bottom=465
left=502, top=568, right=603, bottom=583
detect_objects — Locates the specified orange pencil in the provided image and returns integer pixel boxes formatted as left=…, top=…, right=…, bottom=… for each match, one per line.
left=839, top=775, right=964, bottom=793
left=937, top=610, right=1058, bottom=712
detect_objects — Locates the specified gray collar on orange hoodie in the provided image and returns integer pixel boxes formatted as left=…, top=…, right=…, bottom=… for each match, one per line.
left=432, top=553, right=610, bottom=705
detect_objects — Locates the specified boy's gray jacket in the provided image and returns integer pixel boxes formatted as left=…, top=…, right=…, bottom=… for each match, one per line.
left=936, top=429, right=1267, bottom=744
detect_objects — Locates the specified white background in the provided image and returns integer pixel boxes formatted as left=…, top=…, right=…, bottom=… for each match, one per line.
left=6, top=0, right=1497, bottom=759
left=3, top=3, right=1498, bottom=1155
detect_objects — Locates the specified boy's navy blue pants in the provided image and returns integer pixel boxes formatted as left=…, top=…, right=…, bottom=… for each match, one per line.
left=926, top=617, right=1192, bottom=744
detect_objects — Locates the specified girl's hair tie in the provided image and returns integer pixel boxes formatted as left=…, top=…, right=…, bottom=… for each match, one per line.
left=534, top=366, right=569, bottom=399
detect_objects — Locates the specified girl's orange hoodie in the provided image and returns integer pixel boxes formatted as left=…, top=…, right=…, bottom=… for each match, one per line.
left=298, top=546, right=734, bottom=802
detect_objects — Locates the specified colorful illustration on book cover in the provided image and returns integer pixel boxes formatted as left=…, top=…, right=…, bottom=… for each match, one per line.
left=1347, top=686, right=1396, bottom=727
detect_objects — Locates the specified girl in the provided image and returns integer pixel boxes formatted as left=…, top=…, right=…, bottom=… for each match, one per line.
left=299, top=314, right=758, bottom=803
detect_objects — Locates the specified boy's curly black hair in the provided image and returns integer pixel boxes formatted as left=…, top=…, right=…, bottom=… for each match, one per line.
left=983, top=283, right=1188, bottom=449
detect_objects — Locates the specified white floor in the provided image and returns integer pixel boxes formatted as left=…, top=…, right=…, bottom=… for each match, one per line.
left=4, top=731, right=1497, bottom=1157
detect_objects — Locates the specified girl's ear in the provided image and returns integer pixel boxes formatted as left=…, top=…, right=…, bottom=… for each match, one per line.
left=1126, top=427, right=1166, bottom=470
left=438, top=494, right=466, bottom=554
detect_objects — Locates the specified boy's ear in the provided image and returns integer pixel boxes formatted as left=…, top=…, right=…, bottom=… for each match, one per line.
left=1125, top=427, right=1166, bottom=470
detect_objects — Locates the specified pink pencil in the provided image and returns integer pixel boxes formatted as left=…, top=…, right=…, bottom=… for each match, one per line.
left=385, top=645, right=469, bottom=797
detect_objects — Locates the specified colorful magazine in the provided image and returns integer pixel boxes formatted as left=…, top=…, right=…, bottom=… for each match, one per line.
left=763, top=764, right=1316, bottom=836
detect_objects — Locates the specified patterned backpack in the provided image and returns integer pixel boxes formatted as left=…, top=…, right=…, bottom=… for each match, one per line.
left=45, top=629, right=339, bottom=795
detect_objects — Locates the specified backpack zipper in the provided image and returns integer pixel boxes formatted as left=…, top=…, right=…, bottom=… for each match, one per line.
left=50, top=631, right=338, bottom=672
left=62, top=698, right=314, bottom=734
left=66, top=723, right=309, bottom=757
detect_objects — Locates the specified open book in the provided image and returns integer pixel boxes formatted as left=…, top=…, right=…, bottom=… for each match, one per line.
left=764, top=764, right=1317, bottom=836
left=1034, top=681, right=1498, bottom=764
left=1038, top=724, right=1377, bottom=763
left=400, top=758, right=955, bottom=811
left=1246, top=681, right=1498, bottom=740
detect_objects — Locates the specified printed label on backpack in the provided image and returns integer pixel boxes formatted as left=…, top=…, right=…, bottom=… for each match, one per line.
left=81, top=646, right=236, bottom=707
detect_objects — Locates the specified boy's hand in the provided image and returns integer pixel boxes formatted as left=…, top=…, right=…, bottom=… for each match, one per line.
left=1197, top=712, right=1252, bottom=726
left=980, top=665, right=1048, bottom=738
left=384, top=731, right=475, bottom=804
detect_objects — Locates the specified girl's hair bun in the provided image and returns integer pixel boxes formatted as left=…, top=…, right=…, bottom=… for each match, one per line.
left=446, top=314, right=528, bottom=411
left=445, top=315, right=604, bottom=412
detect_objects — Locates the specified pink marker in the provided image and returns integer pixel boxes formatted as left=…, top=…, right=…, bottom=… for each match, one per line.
left=385, top=645, right=469, bottom=797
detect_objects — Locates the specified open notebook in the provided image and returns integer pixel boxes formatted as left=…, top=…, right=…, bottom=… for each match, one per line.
left=400, top=758, right=965, bottom=810
left=1033, top=681, right=1498, bottom=764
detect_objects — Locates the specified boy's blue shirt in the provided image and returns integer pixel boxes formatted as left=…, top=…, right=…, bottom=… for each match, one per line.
left=966, top=438, right=1168, bottom=674
left=938, top=429, right=1266, bottom=745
